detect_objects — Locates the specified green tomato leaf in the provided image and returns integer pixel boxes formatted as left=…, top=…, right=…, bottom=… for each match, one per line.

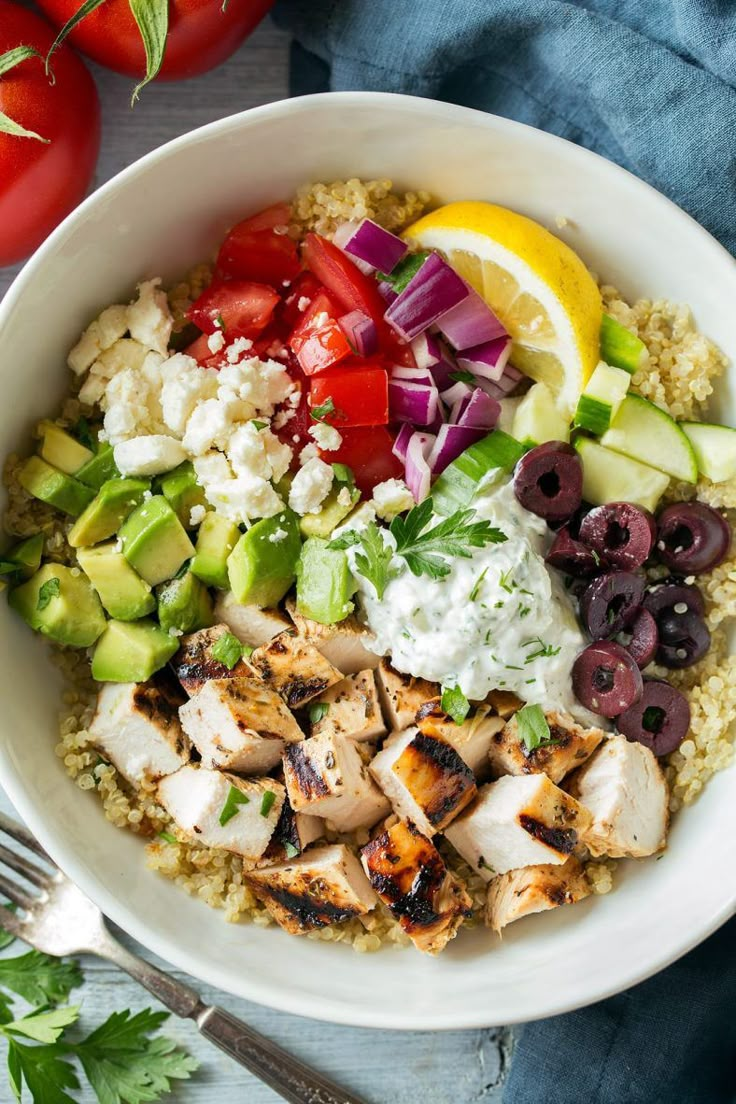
left=128, top=0, right=170, bottom=104
left=0, top=47, right=50, bottom=142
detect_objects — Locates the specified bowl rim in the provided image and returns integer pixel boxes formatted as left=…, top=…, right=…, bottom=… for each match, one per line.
left=1, top=91, right=734, bottom=1030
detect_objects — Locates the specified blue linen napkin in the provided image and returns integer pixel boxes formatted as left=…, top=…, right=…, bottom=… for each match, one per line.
left=273, top=3, right=736, bottom=1100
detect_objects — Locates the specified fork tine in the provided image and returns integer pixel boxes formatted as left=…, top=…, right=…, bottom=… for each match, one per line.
left=0, top=906, right=26, bottom=942
left=0, top=813, right=53, bottom=864
left=0, top=873, right=36, bottom=912
left=0, top=843, right=51, bottom=889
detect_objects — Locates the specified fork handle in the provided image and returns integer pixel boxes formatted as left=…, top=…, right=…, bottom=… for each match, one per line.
left=196, top=1004, right=366, bottom=1104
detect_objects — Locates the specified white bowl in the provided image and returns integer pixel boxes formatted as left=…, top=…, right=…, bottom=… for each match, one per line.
left=1, top=92, right=734, bottom=1030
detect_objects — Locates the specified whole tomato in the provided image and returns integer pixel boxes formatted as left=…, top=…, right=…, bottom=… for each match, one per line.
left=36, top=0, right=274, bottom=81
left=0, top=1, right=100, bottom=267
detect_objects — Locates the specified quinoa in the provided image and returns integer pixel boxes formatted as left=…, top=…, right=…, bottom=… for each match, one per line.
left=292, top=178, right=431, bottom=238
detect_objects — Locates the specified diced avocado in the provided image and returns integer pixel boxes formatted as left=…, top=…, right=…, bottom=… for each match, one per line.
left=296, top=537, right=354, bottom=625
left=190, top=513, right=240, bottom=589
left=77, top=543, right=156, bottom=621
left=8, top=563, right=106, bottom=647
left=228, top=509, right=302, bottom=607
left=75, top=444, right=120, bottom=490
left=600, top=394, right=698, bottom=483
left=157, top=571, right=214, bottom=634
left=432, top=430, right=527, bottom=515
left=159, top=462, right=207, bottom=527
left=6, top=534, right=44, bottom=580
left=299, top=468, right=360, bottom=538
left=19, top=456, right=95, bottom=517
left=37, top=420, right=94, bottom=475
left=513, top=382, right=571, bottom=446
left=575, top=437, right=670, bottom=512
left=573, top=362, right=630, bottom=435
left=119, top=495, right=195, bottom=587
left=91, top=618, right=179, bottom=682
left=680, top=422, right=736, bottom=483
left=68, top=478, right=151, bottom=548
left=599, top=314, right=647, bottom=375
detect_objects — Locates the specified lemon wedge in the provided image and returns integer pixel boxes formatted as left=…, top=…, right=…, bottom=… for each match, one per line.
left=404, top=202, right=602, bottom=415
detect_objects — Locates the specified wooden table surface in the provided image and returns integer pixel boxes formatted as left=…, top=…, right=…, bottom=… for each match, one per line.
left=0, top=19, right=511, bottom=1102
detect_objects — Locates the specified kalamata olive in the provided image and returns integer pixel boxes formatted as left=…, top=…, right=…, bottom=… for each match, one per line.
left=572, top=641, right=643, bottom=717
left=656, top=609, right=711, bottom=668
left=616, top=608, right=659, bottom=669
left=643, top=579, right=705, bottom=620
left=513, top=441, right=583, bottom=523
left=580, top=571, right=646, bottom=639
left=545, top=525, right=599, bottom=577
left=656, top=501, right=731, bottom=574
left=579, top=502, right=656, bottom=570
left=617, top=679, right=691, bottom=755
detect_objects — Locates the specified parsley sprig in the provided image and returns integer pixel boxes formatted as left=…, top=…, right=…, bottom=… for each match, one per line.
left=515, top=703, right=560, bottom=752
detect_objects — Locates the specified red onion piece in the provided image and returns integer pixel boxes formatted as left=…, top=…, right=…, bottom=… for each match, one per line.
left=428, top=423, right=486, bottom=475
left=437, top=287, right=507, bottom=350
left=391, top=364, right=434, bottom=386
left=405, top=431, right=436, bottom=502
left=457, top=387, right=501, bottom=430
left=392, top=423, right=414, bottom=463
left=332, top=221, right=374, bottom=275
left=475, top=362, right=524, bottom=399
left=343, top=218, right=407, bottom=273
left=338, top=310, right=379, bottom=357
left=428, top=357, right=457, bottom=391
left=457, top=337, right=512, bottom=381
left=441, top=380, right=474, bottom=409
left=410, top=332, right=443, bottom=370
left=385, top=253, right=469, bottom=341
left=378, top=281, right=398, bottom=304
left=389, top=378, right=440, bottom=426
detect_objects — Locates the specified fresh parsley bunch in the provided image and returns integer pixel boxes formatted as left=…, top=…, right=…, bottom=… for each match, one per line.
left=0, top=913, right=198, bottom=1104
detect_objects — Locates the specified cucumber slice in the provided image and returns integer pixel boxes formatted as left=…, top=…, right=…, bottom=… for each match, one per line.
left=680, top=422, right=736, bottom=483
left=575, top=438, right=670, bottom=512
left=600, top=394, right=698, bottom=483
left=513, top=382, right=570, bottom=445
left=573, top=362, right=630, bottom=434
left=432, top=430, right=527, bottom=515
left=600, top=314, right=647, bottom=375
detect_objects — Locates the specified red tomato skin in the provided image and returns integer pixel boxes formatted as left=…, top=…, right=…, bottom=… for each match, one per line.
left=328, top=426, right=404, bottom=496
left=187, top=280, right=279, bottom=339
left=293, top=321, right=352, bottom=376
left=0, top=1, right=100, bottom=266
left=303, top=233, right=388, bottom=326
left=309, top=366, right=389, bottom=427
left=279, top=272, right=323, bottom=330
left=216, top=204, right=301, bottom=286
left=35, top=0, right=273, bottom=80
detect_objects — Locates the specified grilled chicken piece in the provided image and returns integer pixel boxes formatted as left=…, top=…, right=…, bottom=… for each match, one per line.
left=488, top=710, right=605, bottom=784
left=157, top=766, right=283, bottom=859
left=286, top=601, right=379, bottom=674
left=179, top=677, right=303, bottom=774
left=172, top=624, right=253, bottom=696
left=369, top=728, right=477, bottom=836
left=89, top=680, right=189, bottom=785
left=566, top=735, right=668, bottom=858
left=263, top=786, right=323, bottom=864
left=213, top=592, right=290, bottom=649
left=309, top=670, right=387, bottom=743
left=283, top=732, right=390, bottom=832
left=416, top=702, right=505, bottom=777
left=485, top=857, right=591, bottom=934
left=246, top=844, right=377, bottom=934
left=374, top=659, right=439, bottom=731
left=486, top=690, right=523, bottom=719
left=250, top=630, right=343, bottom=709
left=444, top=774, right=593, bottom=881
left=361, top=819, right=472, bottom=954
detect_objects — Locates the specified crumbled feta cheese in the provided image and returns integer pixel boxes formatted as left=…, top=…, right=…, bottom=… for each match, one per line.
left=288, top=391, right=302, bottom=407
left=268, top=528, right=288, bottom=543
left=299, top=443, right=319, bottom=465
left=289, top=458, right=334, bottom=515
left=312, top=311, right=329, bottom=328
left=371, top=478, right=415, bottom=521
left=189, top=504, right=207, bottom=527
left=272, top=408, right=296, bottom=430
left=79, top=338, right=149, bottom=407
left=168, top=627, right=184, bottom=637
left=217, top=356, right=293, bottom=413
left=205, top=474, right=284, bottom=523
left=143, top=490, right=153, bottom=501
left=261, top=429, right=293, bottom=482
left=126, top=279, right=173, bottom=356
left=297, top=296, right=310, bottom=311
left=68, top=304, right=129, bottom=376
left=207, top=330, right=226, bottom=354
left=114, top=435, right=187, bottom=477
left=160, top=354, right=218, bottom=436
left=309, top=422, right=342, bottom=451
left=337, top=487, right=352, bottom=507
left=193, top=451, right=233, bottom=485
left=226, top=337, right=254, bottom=364
left=332, top=501, right=376, bottom=539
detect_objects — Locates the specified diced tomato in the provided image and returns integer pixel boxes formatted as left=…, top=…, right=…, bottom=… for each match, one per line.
left=187, top=280, right=279, bottom=339
left=289, top=290, right=340, bottom=348
left=303, top=233, right=388, bottom=327
left=215, top=202, right=301, bottom=286
left=279, top=272, right=323, bottom=330
left=183, top=332, right=227, bottom=369
left=230, top=202, right=292, bottom=234
left=327, top=426, right=404, bottom=496
left=294, top=320, right=352, bottom=376
left=309, top=364, right=389, bottom=428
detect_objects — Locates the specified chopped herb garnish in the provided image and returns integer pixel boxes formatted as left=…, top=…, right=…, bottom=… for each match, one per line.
left=215, top=313, right=226, bottom=330
left=376, top=250, right=430, bottom=292
left=331, top=462, right=354, bottom=485
left=499, top=568, right=515, bottom=593
left=590, top=549, right=601, bottom=567
left=441, top=684, right=471, bottom=725
left=518, top=605, right=531, bottom=619
left=251, top=420, right=268, bottom=430
left=260, top=790, right=276, bottom=817
left=525, top=677, right=536, bottom=684
left=478, top=857, right=495, bottom=874
left=518, top=587, right=534, bottom=597
left=0, top=560, right=19, bottom=578
left=308, top=701, right=330, bottom=724
left=283, top=841, right=300, bottom=859
left=329, top=523, right=394, bottom=599
left=390, top=498, right=506, bottom=580
left=516, top=703, right=557, bottom=752
left=36, top=577, right=60, bottom=611
left=449, top=369, right=476, bottom=384
left=523, top=638, right=562, bottom=662
left=210, top=632, right=244, bottom=670
left=310, top=396, right=336, bottom=422
left=494, top=600, right=505, bottom=609
left=173, top=558, right=192, bottom=580
left=469, top=567, right=488, bottom=602
left=219, top=785, right=250, bottom=826
left=505, top=664, right=523, bottom=671
left=158, top=831, right=177, bottom=845
left=73, top=415, right=95, bottom=450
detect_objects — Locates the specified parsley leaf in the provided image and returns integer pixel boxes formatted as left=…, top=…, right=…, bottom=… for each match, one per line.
left=283, top=841, right=300, bottom=859
left=251, top=420, right=268, bottom=431
left=6, top=1039, right=80, bottom=1104
left=260, top=791, right=276, bottom=817
left=36, top=578, right=60, bottom=612
left=516, top=703, right=558, bottom=751
left=441, top=685, right=471, bottom=725
left=4, top=1005, right=80, bottom=1045
left=376, top=251, right=430, bottom=292
left=210, top=632, right=244, bottom=670
left=0, top=952, right=82, bottom=1007
left=449, top=369, right=476, bottom=384
left=310, top=397, right=336, bottom=423
left=0, top=905, right=17, bottom=951
left=352, top=523, right=395, bottom=599
left=158, top=831, right=177, bottom=845
left=219, top=785, right=250, bottom=826
left=331, top=463, right=354, bottom=486
left=390, top=499, right=507, bottom=581
left=308, top=702, right=330, bottom=724
left=215, top=313, right=226, bottom=331
left=73, top=416, right=95, bottom=451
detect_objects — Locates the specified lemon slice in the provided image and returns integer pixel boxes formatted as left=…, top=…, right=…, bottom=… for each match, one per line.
left=404, top=202, right=602, bottom=415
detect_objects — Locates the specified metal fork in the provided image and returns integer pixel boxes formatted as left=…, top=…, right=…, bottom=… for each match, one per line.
left=0, top=811, right=366, bottom=1104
